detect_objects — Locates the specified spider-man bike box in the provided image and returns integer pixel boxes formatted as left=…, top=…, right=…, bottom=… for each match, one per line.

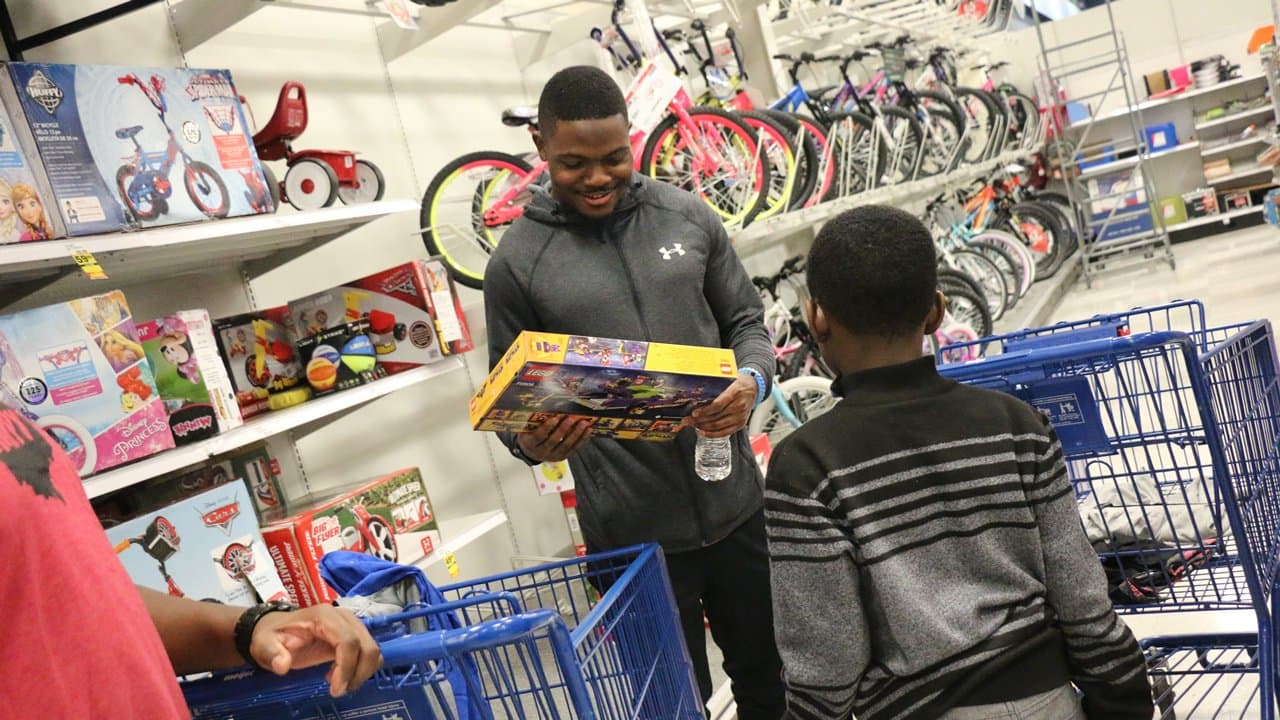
left=2, top=62, right=273, bottom=236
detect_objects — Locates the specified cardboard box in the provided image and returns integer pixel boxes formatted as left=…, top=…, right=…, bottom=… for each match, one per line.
left=213, top=307, right=308, bottom=418
left=295, top=319, right=387, bottom=396
left=261, top=468, right=440, bottom=606
left=139, top=310, right=242, bottom=446
left=472, top=332, right=737, bottom=441
left=1203, top=158, right=1233, bottom=180
left=1145, top=122, right=1178, bottom=152
left=3, top=62, right=273, bottom=235
left=106, top=482, right=289, bottom=606
left=0, top=76, right=63, bottom=242
left=1088, top=167, right=1146, bottom=216
left=751, top=433, right=774, bottom=476
left=1159, top=196, right=1188, bottom=226
left=1222, top=189, right=1252, bottom=210
left=1183, top=188, right=1220, bottom=218
left=287, top=258, right=473, bottom=374
left=0, top=290, right=174, bottom=476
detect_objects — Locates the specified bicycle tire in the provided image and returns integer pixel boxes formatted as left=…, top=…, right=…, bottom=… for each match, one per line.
left=972, top=88, right=1011, bottom=157
left=1002, top=91, right=1042, bottom=152
left=640, top=106, right=771, bottom=228
left=795, top=116, right=836, bottom=205
left=739, top=110, right=800, bottom=221
left=937, top=267, right=987, bottom=309
left=969, top=240, right=1022, bottom=309
left=917, top=107, right=963, bottom=177
left=760, top=110, right=821, bottom=210
left=972, top=230, right=1036, bottom=294
left=748, top=375, right=838, bottom=448
left=877, top=106, right=926, bottom=185
left=421, top=150, right=535, bottom=290
left=999, top=201, right=1066, bottom=279
left=949, top=249, right=1009, bottom=321
left=953, top=87, right=1001, bottom=163
left=941, top=283, right=994, bottom=339
left=824, top=110, right=883, bottom=197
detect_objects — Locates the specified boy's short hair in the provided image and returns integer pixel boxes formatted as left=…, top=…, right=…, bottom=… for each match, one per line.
left=538, top=66, right=628, bottom=138
left=808, top=205, right=938, bottom=338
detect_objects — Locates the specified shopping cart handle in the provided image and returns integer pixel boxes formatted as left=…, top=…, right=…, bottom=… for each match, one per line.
left=939, top=331, right=1194, bottom=382
left=379, top=609, right=565, bottom=667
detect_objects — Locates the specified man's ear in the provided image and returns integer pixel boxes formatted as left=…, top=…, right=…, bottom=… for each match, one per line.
left=923, top=291, right=946, bottom=336
left=531, top=124, right=548, bottom=162
left=806, top=298, right=830, bottom=343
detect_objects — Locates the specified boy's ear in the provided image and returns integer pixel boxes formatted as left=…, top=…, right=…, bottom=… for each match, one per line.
left=806, top=298, right=830, bottom=343
left=531, top=125, right=548, bottom=162
left=923, top=291, right=946, bottom=336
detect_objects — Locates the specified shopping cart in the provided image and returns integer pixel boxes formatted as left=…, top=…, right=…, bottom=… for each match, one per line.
left=181, top=544, right=704, bottom=719
left=936, top=300, right=1279, bottom=719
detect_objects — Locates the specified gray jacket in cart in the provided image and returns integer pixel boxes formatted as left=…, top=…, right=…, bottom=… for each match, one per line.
left=483, top=173, right=776, bottom=553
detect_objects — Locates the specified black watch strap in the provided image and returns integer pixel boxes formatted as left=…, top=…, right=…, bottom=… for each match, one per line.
left=234, top=601, right=296, bottom=668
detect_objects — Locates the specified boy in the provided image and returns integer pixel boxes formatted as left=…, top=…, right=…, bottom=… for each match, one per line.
left=765, top=206, right=1153, bottom=719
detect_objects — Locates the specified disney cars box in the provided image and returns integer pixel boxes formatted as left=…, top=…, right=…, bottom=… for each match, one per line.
left=3, top=62, right=273, bottom=236
left=260, top=468, right=440, bottom=607
left=471, top=332, right=737, bottom=441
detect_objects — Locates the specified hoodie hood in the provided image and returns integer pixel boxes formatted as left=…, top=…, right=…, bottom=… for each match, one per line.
left=522, top=172, right=646, bottom=228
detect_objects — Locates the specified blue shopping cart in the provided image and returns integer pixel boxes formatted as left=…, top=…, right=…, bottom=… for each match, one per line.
left=937, top=300, right=1280, bottom=718
left=181, top=544, right=705, bottom=719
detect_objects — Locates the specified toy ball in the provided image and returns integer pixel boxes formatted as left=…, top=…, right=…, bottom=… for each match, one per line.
left=306, top=357, right=337, bottom=391
left=341, top=334, right=377, bottom=374
left=313, top=344, right=341, bottom=365
left=342, top=334, right=375, bottom=358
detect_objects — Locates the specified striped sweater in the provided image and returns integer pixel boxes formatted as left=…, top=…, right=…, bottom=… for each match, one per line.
left=765, top=357, right=1152, bottom=720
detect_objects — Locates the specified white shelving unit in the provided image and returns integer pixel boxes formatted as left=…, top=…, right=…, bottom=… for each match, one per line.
left=416, top=510, right=511, bottom=570
left=1077, top=141, right=1201, bottom=179
left=1208, top=164, right=1272, bottom=186
left=1168, top=205, right=1265, bottom=232
left=1201, top=135, right=1270, bottom=158
left=1068, top=73, right=1268, bottom=130
left=1194, top=104, right=1275, bottom=132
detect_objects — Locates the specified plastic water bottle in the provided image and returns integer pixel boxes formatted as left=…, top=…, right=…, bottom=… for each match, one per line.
left=695, top=433, right=733, bottom=482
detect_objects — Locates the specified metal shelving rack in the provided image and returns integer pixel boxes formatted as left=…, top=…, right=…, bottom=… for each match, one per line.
left=1031, top=0, right=1174, bottom=287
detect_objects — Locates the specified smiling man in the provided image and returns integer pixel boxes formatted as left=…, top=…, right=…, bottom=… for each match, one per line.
left=482, top=65, right=784, bottom=719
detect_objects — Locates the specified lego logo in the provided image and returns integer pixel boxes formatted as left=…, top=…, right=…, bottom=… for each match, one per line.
left=720, top=362, right=733, bottom=374
left=533, top=341, right=561, bottom=353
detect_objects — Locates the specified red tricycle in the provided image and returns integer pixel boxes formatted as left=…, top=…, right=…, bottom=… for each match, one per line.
left=243, top=81, right=386, bottom=210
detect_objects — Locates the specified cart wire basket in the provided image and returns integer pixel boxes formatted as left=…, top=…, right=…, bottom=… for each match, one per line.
left=937, top=301, right=1280, bottom=719
left=181, top=544, right=705, bottom=720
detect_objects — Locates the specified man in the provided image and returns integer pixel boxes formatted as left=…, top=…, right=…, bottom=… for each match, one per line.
left=483, top=65, right=784, bottom=719
left=0, top=402, right=382, bottom=718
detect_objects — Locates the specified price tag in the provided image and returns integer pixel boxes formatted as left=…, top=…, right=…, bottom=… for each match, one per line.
left=70, top=247, right=108, bottom=280
left=443, top=552, right=459, bottom=578
left=624, top=61, right=683, bottom=136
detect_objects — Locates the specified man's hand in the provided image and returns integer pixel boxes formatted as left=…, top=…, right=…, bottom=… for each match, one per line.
left=690, top=374, right=756, bottom=438
left=517, top=415, right=593, bottom=462
left=251, top=605, right=383, bottom=698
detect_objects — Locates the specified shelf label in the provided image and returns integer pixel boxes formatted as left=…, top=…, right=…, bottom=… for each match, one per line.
left=69, top=246, right=108, bottom=280
left=444, top=552, right=459, bottom=578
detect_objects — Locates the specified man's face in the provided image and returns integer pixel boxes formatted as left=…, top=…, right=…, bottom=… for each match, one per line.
left=534, top=114, right=632, bottom=220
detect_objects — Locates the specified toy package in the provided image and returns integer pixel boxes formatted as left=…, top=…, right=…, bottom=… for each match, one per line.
left=532, top=460, right=575, bottom=496
left=471, top=332, right=737, bottom=441
left=295, top=319, right=386, bottom=397
left=106, top=482, right=289, bottom=606
left=139, top=310, right=242, bottom=446
left=2, top=62, right=273, bottom=236
left=0, top=290, right=175, bottom=476
left=213, top=307, right=308, bottom=418
left=0, top=85, right=63, bottom=243
left=261, top=468, right=440, bottom=606
left=286, top=258, right=473, bottom=375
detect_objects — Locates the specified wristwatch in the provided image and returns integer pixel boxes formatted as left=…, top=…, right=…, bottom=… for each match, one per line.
left=740, top=367, right=767, bottom=408
left=234, top=600, right=296, bottom=668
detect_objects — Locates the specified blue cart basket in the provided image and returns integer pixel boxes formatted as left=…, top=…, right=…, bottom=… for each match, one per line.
left=938, top=301, right=1280, bottom=718
left=181, top=544, right=705, bottom=719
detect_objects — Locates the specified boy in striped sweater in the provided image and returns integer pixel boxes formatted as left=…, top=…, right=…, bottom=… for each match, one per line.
left=765, top=206, right=1153, bottom=720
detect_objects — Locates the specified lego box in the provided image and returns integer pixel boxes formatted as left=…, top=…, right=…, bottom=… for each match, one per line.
left=139, top=310, right=242, bottom=446
left=0, top=290, right=175, bottom=477
left=261, top=468, right=440, bottom=607
left=3, top=62, right=273, bottom=236
left=471, top=332, right=737, bottom=441
left=106, top=482, right=289, bottom=606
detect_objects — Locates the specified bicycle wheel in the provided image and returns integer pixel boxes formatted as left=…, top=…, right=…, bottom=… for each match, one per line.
left=969, top=240, right=1022, bottom=309
left=640, top=107, right=770, bottom=229
left=184, top=160, right=230, bottom=218
left=824, top=111, right=881, bottom=197
left=796, top=116, right=836, bottom=205
left=999, top=201, right=1066, bottom=279
left=949, top=249, right=1009, bottom=321
left=760, top=110, right=820, bottom=210
left=940, top=283, right=993, bottom=339
left=1002, top=91, right=1042, bottom=152
left=972, top=230, right=1036, bottom=296
left=738, top=110, right=799, bottom=222
left=421, top=150, right=536, bottom=290
left=917, top=107, right=963, bottom=177
left=878, top=106, right=926, bottom=185
left=748, top=375, right=838, bottom=448
left=954, top=88, right=1001, bottom=163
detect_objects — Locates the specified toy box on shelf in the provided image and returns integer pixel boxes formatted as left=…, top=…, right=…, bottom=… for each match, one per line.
left=1184, top=187, right=1221, bottom=219
left=472, top=332, right=737, bottom=441
left=1, top=62, right=273, bottom=237
left=532, top=460, right=575, bottom=496
left=286, top=258, right=473, bottom=374
left=0, top=290, right=174, bottom=477
left=0, top=84, right=63, bottom=243
left=106, top=482, right=289, bottom=605
left=260, top=468, right=440, bottom=606
left=213, top=308, right=308, bottom=418
left=296, top=319, right=386, bottom=397
left=138, top=310, right=242, bottom=446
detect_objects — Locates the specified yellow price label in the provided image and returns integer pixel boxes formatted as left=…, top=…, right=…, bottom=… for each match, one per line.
left=70, top=247, right=108, bottom=280
left=443, top=552, right=459, bottom=578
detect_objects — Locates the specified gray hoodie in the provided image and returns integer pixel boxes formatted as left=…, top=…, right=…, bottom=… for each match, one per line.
left=483, top=173, right=776, bottom=553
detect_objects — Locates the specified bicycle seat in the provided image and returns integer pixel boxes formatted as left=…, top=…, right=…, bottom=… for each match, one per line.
left=501, top=106, right=538, bottom=128
left=115, top=125, right=144, bottom=140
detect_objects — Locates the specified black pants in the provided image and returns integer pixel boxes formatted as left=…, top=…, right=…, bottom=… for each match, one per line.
left=664, top=510, right=785, bottom=720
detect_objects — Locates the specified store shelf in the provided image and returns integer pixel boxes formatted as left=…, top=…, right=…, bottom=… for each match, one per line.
left=1068, top=74, right=1267, bottom=130
left=1167, top=205, right=1265, bottom=232
left=1077, top=141, right=1201, bottom=178
left=82, top=357, right=464, bottom=500
left=0, top=199, right=419, bottom=286
left=1194, top=105, right=1274, bottom=132
left=1200, top=135, right=1270, bottom=157
left=416, top=510, right=510, bottom=570
left=1207, top=164, right=1274, bottom=186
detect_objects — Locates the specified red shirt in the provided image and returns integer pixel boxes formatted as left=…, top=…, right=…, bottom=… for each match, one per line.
left=0, top=406, right=189, bottom=718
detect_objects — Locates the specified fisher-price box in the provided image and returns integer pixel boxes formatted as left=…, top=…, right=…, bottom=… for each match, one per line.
left=261, top=468, right=440, bottom=606
left=106, top=482, right=289, bottom=606
left=471, top=332, right=737, bottom=441
left=0, top=290, right=175, bottom=477
left=3, top=62, right=273, bottom=236
left=0, top=82, right=63, bottom=243
left=139, top=310, right=242, bottom=446
left=213, top=308, right=308, bottom=418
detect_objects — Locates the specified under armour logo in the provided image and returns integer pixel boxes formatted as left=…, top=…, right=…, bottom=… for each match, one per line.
left=659, top=244, right=686, bottom=260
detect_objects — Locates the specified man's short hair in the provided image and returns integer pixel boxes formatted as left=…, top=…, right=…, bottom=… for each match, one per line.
left=538, top=66, right=628, bottom=137
left=807, top=205, right=938, bottom=338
